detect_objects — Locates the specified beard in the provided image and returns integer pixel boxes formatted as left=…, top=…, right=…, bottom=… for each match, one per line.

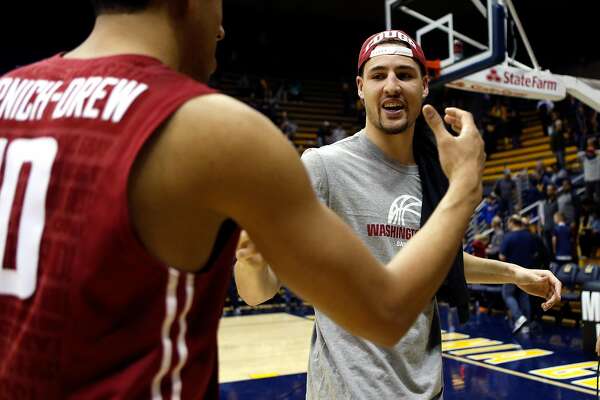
left=369, top=108, right=415, bottom=135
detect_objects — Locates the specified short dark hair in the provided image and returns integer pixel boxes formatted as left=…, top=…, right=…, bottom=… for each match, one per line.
left=90, top=0, right=152, bottom=14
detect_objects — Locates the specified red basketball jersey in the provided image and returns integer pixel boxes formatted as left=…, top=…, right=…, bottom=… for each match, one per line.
left=0, top=54, right=240, bottom=399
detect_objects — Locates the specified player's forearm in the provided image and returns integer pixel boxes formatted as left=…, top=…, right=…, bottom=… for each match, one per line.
left=233, top=262, right=281, bottom=306
left=463, top=252, right=519, bottom=283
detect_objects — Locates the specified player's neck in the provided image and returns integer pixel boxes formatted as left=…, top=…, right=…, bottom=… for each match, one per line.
left=65, top=13, right=181, bottom=71
left=364, top=123, right=415, bottom=165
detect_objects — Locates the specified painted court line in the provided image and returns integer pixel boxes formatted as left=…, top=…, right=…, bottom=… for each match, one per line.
left=442, top=353, right=597, bottom=396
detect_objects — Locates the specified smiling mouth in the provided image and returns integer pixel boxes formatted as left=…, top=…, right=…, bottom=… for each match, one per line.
left=381, top=101, right=406, bottom=115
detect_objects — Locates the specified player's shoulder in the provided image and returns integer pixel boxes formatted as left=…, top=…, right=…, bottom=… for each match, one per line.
left=302, top=131, right=363, bottom=161
left=170, top=93, right=276, bottom=148
left=155, top=92, right=295, bottom=184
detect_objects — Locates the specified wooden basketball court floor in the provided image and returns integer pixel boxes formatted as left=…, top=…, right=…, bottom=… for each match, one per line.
left=218, top=305, right=600, bottom=399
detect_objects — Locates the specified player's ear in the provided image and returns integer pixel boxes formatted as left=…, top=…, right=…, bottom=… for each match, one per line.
left=422, top=75, right=429, bottom=99
left=356, top=75, right=364, bottom=100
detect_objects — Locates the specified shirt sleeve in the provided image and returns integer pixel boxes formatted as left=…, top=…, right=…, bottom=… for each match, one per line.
left=301, top=148, right=330, bottom=205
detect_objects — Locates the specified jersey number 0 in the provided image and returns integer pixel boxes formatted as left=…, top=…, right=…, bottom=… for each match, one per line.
left=0, top=137, right=57, bottom=299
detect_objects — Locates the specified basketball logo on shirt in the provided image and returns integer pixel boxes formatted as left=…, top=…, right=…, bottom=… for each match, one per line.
left=388, top=195, right=422, bottom=226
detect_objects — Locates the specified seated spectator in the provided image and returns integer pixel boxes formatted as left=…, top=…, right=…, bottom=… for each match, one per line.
left=552, top=212, right=573, bottom=263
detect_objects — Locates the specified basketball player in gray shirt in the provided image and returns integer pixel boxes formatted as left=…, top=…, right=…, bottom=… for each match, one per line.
left=235, top=30, right=561, bottom=399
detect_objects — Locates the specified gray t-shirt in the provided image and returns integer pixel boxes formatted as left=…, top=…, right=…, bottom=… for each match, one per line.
left=578, top=150, right=600, bottom=182
left=301, top=131, right=442, bottom=400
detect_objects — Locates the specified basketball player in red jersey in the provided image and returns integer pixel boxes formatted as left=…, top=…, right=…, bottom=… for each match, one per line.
left=0, top=0, right=486, bottom=398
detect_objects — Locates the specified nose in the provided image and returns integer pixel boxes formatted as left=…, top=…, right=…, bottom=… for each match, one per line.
left=217, top=26, right=225, bottom=41
left=383, top=73, right=401, bottom=96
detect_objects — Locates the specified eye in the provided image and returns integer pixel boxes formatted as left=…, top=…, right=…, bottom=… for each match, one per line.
left=397, top=72, right=414, bottom=80
left=371, top=73, right=385, bottom=80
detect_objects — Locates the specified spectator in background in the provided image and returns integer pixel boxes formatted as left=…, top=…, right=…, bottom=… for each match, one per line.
left=471, top=234, right=489, bottom=258
left=578, top=137, right=600, bottom=203
left=537, top=99, right=554, bottom=136
left=494, top=169, right=517, bottom=217
left=578, top=201, right=600, bottom=259
left=549, top=111, right=567, bottom=168
left=575, top=102, right=588, bottom=150
left=522, top=215, right=551, bottom=326
left=540, top=184, right=559, bottom=260
left=489, top=99, right=508, bottom=146
left=486, top=216, right=504, bottom=260
left=316, top=120, right=332, bottom=147
left=535, top=160, right=552, bottom=189
left=514, top=169, right=531, bottom=210
left=506, top=103, right=522, bottom=149
left=525, top=171, right=545, bottom=206
left=549, top=163, right=568, bottom=188
left=478, top=192, right=500, bottom=228
left=557, top=178, right=580, bottom=229
left=274, top=79, right=289, bottom=104
left=278, top=111, right=298, bottom=141
left=327, top=123, right=348, bottom=145
left=552, top=212, right=573, bottom=264
left=522, top=216, right=551, bottom=269
left=500, top=215, right=540, bottom=334
left=482, top=114, right=497, bottom=155
left=257, top=77, right=272, bottom=101
left=288, top=79, right=303, bottom=102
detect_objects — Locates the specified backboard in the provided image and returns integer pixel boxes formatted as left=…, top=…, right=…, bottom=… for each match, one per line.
left=385, top=0, right=506, bottom=86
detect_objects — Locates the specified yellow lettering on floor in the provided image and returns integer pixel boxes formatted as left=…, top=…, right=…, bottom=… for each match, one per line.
left=442, top=338, right=502, bottom=351
left=442, top=332, right=470, bottom=341
left=530, top=361, right=598, bottom=380
left=249, top=372, right=279, bottom=379
left=571, top=376, right=599, bottom=389
left=450, top=344, right=521, bottom=356
left=468, top=349, right=553, bottom=364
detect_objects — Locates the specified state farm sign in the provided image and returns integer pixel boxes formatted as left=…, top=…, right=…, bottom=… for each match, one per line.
left=446, top=65, right=566, bottom=101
